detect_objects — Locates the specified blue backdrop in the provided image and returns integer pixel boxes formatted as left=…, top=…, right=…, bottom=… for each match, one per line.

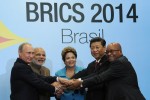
left=0, top=0, right=149, bottom=100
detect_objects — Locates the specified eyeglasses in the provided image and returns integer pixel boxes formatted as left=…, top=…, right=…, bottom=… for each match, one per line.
left=106, top=50, right=120, bottom=54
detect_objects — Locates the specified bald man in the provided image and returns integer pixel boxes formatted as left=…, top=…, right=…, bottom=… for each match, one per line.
left=68, top=42, right=145, bottom=100
left=30, top=48, right=51, bottom=100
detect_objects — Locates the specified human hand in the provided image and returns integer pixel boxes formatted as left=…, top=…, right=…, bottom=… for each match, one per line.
left=58, top=77, right=72, bottom=86
left=67, top=79, right=83, bottom=90
left=51, top=82, right=66, bottom=98
left=55, top=86, right=64, bottom=98
left=51, top=81, right=67, bottom=91
left=51, top=82, right=62, bottom=87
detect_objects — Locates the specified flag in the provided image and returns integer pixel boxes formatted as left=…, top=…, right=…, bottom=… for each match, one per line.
left=0, top=21, right=27, bottom=50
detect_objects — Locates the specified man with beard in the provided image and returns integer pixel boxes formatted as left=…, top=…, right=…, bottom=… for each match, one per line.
left=30, top=48, right=51, bottom=100
left=10, top=43, right=64, bottom=100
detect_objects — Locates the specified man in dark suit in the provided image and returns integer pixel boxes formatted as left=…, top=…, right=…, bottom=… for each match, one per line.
left=71, top=37, right=109, bottom=100
left=69, top=42, right=145, bottom=100
left=10, top=43, right=63, bottom=100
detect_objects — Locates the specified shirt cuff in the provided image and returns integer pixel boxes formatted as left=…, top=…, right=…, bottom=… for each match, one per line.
left=56, top=77, right=59, bottom=82
left=78, top=78, right=83, bottom=87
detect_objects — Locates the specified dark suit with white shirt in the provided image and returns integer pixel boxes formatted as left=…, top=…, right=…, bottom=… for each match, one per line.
left=82, top=56, right=145, bottom=100
left=10, top=58, right=56, bottom=100
left=73, top=55, right=109, bottom=100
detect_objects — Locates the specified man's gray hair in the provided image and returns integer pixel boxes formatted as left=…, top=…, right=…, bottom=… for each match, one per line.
left=18, top=42, right=32, bottom=52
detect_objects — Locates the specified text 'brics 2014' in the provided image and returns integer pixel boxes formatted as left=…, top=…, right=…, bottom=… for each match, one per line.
left=26, top=2, right=138, bottom=23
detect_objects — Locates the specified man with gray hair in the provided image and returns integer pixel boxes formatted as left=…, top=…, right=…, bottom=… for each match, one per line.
left=67, top=42, right=145, bottom=100
left=10, top=43, right=64, bottom=100
left=30, top=47, right=51, bottom=100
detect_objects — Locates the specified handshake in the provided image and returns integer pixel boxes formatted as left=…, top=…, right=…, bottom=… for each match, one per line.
left=51, top=77, right=83, bottom=98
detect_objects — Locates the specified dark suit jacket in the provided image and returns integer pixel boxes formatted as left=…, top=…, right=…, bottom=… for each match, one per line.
left=82, top=56, right=145, bottom=100
left=10, top=58, right=56, bottom=100
left=73, top=55, right=109, bottom=100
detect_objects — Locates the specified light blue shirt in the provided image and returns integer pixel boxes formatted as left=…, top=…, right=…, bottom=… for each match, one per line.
left=55, top=66, right=85, bottom=100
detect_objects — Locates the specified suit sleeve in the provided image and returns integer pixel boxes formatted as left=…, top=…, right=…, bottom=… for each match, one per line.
left=72, top=68, right=88, bottom=79
left=37, top=74, right=56, bottom=83
left=82, top=60, right=127, bottom=87
left=16, top=64, right=56, bottom=95
left=72, top=62, right=95, bottom=79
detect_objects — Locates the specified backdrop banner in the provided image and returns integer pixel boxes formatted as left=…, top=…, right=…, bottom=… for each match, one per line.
left=0, top=0, right=149, bottom=100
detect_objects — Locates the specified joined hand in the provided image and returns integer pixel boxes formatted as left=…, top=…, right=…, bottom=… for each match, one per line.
left=67, top=79, right=83, bottom=90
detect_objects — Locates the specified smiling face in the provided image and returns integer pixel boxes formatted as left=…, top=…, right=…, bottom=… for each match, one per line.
left=64, top=52, right=76, bottom=68
left=32, top=48, right=46, bottom=66
left=90, top=41, right=106, bottom=60
left=106, top=43, right=122, bottom=62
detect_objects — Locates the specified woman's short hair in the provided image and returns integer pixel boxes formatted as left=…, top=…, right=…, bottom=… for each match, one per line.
left=61, top=46, right=77, bottom=62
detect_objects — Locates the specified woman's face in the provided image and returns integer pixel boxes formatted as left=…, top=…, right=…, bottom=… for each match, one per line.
left=64, top=52, right=76, bottom=68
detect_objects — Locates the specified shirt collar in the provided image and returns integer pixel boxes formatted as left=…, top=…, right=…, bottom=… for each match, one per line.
left=96, top=59, right=101, bottom=63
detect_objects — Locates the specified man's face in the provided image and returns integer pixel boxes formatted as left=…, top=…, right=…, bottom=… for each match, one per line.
left=106, top=44, right=121, bottom=62
left=19, top=44, right=34, bottom=64
left=90, top=42, right=106, bottom=60
left=33, top=48, right=46, bottom=66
